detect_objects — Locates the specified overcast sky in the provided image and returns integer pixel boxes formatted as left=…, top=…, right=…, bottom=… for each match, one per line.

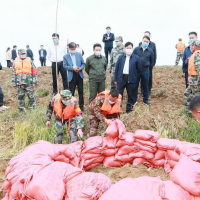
left=0, top=0, right=200, bottom=67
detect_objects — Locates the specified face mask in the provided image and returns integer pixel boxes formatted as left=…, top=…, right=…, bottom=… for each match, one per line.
left=109, top=100, right=116, bottom=104
left=53, top=39, right=58, bottom=44
left=189, top=39, right=194, bottom=44
left=142, top=42, right=149, bottom=48
left=94, top=51, right=101, bottom=56
left=125, top=49, right=133, bottom=55
left=70, top=50, right=76, bottom=54
left=20, top=54, right=27, bottom=59
left=41, top=47, right=43, bottom=49
left=115, top=42, right=120, bottom=47
left=106, top=30, right=110, bottom=34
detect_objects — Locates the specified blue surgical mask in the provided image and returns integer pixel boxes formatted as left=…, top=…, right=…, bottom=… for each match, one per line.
left=189, top=39, right=194, bottom=44
left=20, top=54, right=26, bottom=59
left=94, top=51, right=101, bottom=56
left=70, top=50, right=76, bottom=54
left=106, top=30, right=110, bottom=34
left=115, top=42, right=120, bottom=47
left=142, top=42, right=149, bottom=48
left=53, top=39, right=58, bottom=44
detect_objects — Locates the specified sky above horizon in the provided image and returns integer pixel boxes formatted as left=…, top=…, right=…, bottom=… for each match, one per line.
left=0, top=0, right=200, bottom=67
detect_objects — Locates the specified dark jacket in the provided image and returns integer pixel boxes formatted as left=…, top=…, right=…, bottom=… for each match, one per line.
left=182, top=46, right=192, bottom=73
left=102, top=33, right=115, bottom=48
left=11, top=49, right=17, bottom=60
left=139, top=41, right=157, bottom=66
left=114, top=53, right=142, bottom=84
left=39, top=49, right=47, bottom=60
left=26, top=48, right=34, bottom=60
left=133, top=46, right=154, bottom=70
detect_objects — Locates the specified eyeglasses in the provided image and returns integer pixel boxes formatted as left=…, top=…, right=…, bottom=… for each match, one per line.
left=62, top=96, right=71, bottom=100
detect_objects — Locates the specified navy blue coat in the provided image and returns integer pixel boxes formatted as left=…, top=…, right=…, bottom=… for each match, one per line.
left=39, top=49, right=47, bottom=60
left=11, top=49, right=17, bottom=60
left=102, top=33, right=115, bottom=48
left=26, top=49, right=34, bottom=60
left=182, top=46, right=192, bottom=73
left=114, top=53, right=142, bottom=84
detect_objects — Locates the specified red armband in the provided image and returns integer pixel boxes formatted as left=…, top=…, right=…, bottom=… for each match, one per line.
left=74, top=106, right=82, bottom=116
left=32, top=68, right=37, bottom=75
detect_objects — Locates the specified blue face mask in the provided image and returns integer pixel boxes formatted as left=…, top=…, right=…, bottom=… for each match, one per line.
left=189, top=39, right=194, bottom=44
left=142, top=42, right=149, bottom=48
left=20, top=54, right=26, bottom=59
left=53, top=39, right=58, bottom=44
left=70, top=50, right=76, bottom=54
left=94, top=51, right=101, bottom=56
left=115, top=42, right=120, bottom=47
left=106, top=30, right=110, bottom=34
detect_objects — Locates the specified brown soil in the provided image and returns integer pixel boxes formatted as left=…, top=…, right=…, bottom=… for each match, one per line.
left=0, top=65, right=185, bottom=198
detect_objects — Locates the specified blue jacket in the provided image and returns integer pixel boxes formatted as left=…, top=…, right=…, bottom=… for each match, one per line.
left=11, top=49, right=17, bottom=60
left=102, top=33, right=115, bottom=48
left=39, top=49, right=47, bottom=60
left=114, top=53, right=142, bottom=84
left=63, top=52, right=85, bottom=82
left=182, top=46, right=192, bottom=73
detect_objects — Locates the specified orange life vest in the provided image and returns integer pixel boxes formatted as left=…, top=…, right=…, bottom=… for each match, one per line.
left=14, top=57, right=32, bottom=75
left=188, top=50, right=200, bottom=76
left=53, top=94, right=81, bottom=121
left=95, top=91, right=122, bottom=116
left=177, top=41, right=185, bottom=51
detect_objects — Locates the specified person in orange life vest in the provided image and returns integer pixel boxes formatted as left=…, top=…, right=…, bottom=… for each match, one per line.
left=175, top=38, right=185, bottom=65
left=188, top=95, right=200, bottom=124
left=46, top=90, right=84, bottom=144
left=88, top=89, right=122, bottom=137
left=184, top=40, right=200, bottom=107
left=12, top=49, right=37, bottom=113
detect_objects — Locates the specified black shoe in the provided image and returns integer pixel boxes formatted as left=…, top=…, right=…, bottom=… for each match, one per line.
left=126, top=110, right=132, bottom=114
left=144, top=101, right=151, bottom=106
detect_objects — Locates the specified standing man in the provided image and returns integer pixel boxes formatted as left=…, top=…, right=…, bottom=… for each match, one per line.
left=88, top=89, right=122, bottom=137
left=109, top=36, right=125, bottom=90
left=114, top=42, right=142, bottom=113
left=26, top=45, right=34, bottom=60
left=139, top=31, right=156, bottom=95
left=12, top=49, right=37, bottom=113
left=46, top=90, right=84, bottom=144
left=184, top=40, right=200, bottom=107
left=85, top=43, right=107, bottom=103
left=134, top=36, right=154, bottom=106
left=102, top=26, right=115, bottom=64
left=175, top=38, right=185, bottom=65
left=63, top=42, right=85, bottom=112
left=39, top=45, right=47, bottom=66
left=183, top=32, right=198, bottom=88
left=47, top=33, right=68, bottom=95
left=11, top=45, right=17, bottom=61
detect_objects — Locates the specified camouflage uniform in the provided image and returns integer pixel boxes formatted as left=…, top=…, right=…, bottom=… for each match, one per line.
left=88, top=93, right=120, bottom=137
left=12, top=50, right=37, bottom=112
left=184, top=40, right=200, bottom=106
left=109, top=36, right=125, bottom=90
left=46, top=95, right=83, bottom=144
left=175, top=51, right=184, bottom=65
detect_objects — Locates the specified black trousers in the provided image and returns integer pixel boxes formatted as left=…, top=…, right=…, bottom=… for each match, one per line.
left=185, top=71, right=189, bottom=88
left=0, top=86, right=4, bottom=106
left=6, top=60, right=11, bottom=68
left=149, top=66, right=153, bottom=92
left=51, top=61, right=68, bottom=94
left=40, top=57, right=46, bottom=66
left=104, top=47, right=112, bottom=64
left=117, top=75, right=136, bottom=113
left=69, top=72, right=84, bottom=110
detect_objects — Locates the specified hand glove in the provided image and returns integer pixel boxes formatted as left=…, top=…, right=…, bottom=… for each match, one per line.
left=77, top=129, right=83, bottom=138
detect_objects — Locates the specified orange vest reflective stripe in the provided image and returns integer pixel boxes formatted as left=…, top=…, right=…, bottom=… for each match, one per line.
left=53, top=94, right=77, bottom=121
left=177, top=41, right=185, bottom=51
left=14, top=58, right=32, bottom=75
left=95, top=91, right=122, bottom=116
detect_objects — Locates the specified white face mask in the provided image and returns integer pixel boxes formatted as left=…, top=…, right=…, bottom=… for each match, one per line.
left=109, top=100, right=116, bottom=104
left=125, top=49, right=133, bottom=55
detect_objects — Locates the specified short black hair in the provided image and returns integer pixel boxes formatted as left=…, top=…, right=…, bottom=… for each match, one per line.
left=125, top=42, right=133, bottom=48
left=110, top=90, right=119, bottom=98
left=13, top=45, right=17, bottom=48
left=188, top=95, right=200, bottom=111
left=145, top=31, right=151, bottom=35
left=69, top=42, right=76, bottom=48
left=93, top=43, right=102, bottom=50
left=189, top=32, right=197, bottom=37
left=52, top=33, right=60, bottom=38
left=26, top=45, right=29, bottom=48
left=77, top=44, right=79, bottom=47
left=179, top=38, right=182, bottom=41
left=41, top=45, right=44, bottom=46
left=143, top=36, right=150, bottom=41
left=106, top=26, right=111, bottom=29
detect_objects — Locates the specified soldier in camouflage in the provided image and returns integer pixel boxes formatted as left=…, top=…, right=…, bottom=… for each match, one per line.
left=184, top=40, right=200, bottom=107
left=88, top=89, right=122, bottom=137
left=46, top=90, right=84, bottom=144
left=109, top=36, right=125, bottom=90
left=12, top=49, right=37, bottom=112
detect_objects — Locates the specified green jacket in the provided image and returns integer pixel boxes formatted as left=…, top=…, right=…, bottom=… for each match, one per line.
left=85, top=55, right=107, bottom=80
